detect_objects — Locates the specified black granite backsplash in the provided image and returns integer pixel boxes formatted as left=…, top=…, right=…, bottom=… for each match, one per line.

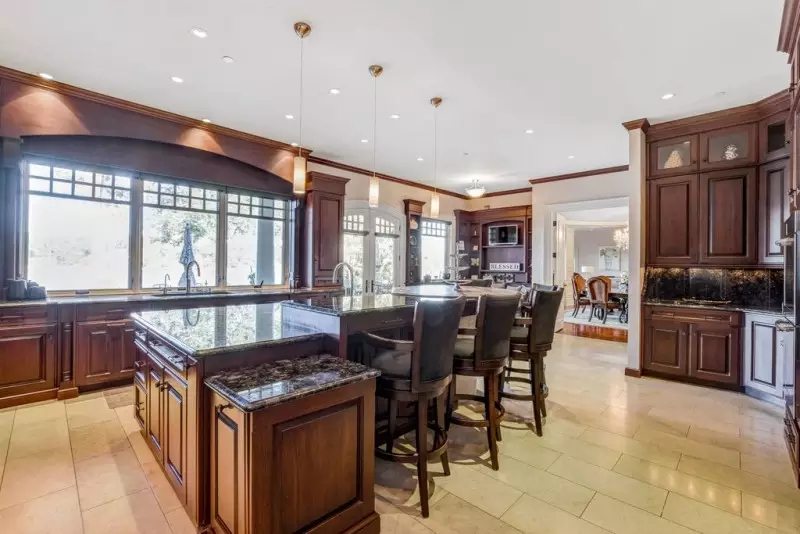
left=644, top=267, right=783, bottom=308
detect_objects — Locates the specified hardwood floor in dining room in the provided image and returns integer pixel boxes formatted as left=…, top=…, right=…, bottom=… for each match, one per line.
left=0, top=334, right=795, bottom=533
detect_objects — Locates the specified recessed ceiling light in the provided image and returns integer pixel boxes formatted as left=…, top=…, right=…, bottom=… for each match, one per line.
left=190, top=27, right=208, bottom=38
left=361, top=139, right=369, bottom=144
left=568, top=155, right=575, bottom=159
left=390, top=114, right=400, bottom=119
left=715, top=91, right=727, bottom=97
left=661, top=93, right=675, bottom=100
left=524, top=129, right=534, bottom=134
left=38, top=72, right=53, bottom=80
left=416, top=157, right=424, bottom=162
left=171, top=76, right=184, bottom=84
left=291, top=142, right=299, bottom=147
left=221, top=56, right=235, bottom=64
left=463, top=152, right=469, bottom=156
left=285, top=114, right=295, bottom=120
left=329, top=88, right=340, bottom=95
left=201, top=118, right=211, bottom=124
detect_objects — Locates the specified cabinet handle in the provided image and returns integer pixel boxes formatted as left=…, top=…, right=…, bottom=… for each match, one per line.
left=160, top=383, right=169, bottom=392
left=107, top=308, right=126, bottom=314
left=153, top=380, right=163, bottom=389
left=0, top=314, right=23, bottom=320
left=701, top=157, right=708, bottom=163
left=134, top=360, right=145, bottom=369
left=107, top=320, right=128, bottom=327
left=215, top=403, right=233, bottom=414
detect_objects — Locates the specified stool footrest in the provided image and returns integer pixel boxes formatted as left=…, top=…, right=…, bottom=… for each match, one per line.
left=450, top=393, right=506, bottom=428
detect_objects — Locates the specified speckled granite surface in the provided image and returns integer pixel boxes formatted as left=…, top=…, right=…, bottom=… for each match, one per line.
left=643, top=300, right=786, bottom=316
left=131, top=302, right=323, bottom=357
left=284, top=294, right=415, bottom=316
left=205, top=354, right=380, bottom=412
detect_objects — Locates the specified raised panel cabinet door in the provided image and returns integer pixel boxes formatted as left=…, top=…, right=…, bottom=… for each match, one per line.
left=0, top=324, right=57, bottom=398
left=116, top=320, right=137, bottom=378
left=699, top=168, right=757, bottom=265
left=688, top=322, right=741, bottom=385
left=210, top=396, right=248, bottom=534
left=74, top=321, right=114, bottom=387
left=759, top=159, right=790, bottom=265
left=313, top=191, right=344, bottom=279
left=163, top=367, right=188, bottom=505
left=643, top=319, right=688, bottom=376
left=133, top=375, right=147, bottom=430
left=647, top=174, right=698, bottom=265
left=699, top=123, right=757, bottom=170
left=743, top=314, right=782, bottom=398
left=649, top=135, right=698, bottom=177
left=146, top=358, right=165, bottom=462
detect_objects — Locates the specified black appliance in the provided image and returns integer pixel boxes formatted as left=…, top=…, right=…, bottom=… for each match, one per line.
left=487, top=225, right=519, bottom=246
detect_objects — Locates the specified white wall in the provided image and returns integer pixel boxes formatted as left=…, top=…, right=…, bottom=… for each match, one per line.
left=572, top=227, right=629, bottom=275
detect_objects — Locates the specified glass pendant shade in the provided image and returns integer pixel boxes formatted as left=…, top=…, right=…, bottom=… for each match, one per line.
left=368, top=176, right=380, bottom=207
left=293, top=155, right=307, bottom=195
left=430, top=192, right=440, bottom=218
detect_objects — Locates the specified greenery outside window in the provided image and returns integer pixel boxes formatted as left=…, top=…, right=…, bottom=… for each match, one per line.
left=420, top=219, right=450, bottom=280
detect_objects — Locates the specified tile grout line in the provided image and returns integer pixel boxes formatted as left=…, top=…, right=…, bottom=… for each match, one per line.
left=0, top=409, right=16, bottom=495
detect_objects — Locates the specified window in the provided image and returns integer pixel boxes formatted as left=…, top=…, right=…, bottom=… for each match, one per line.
left=22, top=156, right=292, bottom=293
left=226, top=192, right=287, bottom=286
left=141, top=178, right=219, bottom=289
left=420, top=219, right=450, bottom=280
left=26, top=160, right=131, bottom=290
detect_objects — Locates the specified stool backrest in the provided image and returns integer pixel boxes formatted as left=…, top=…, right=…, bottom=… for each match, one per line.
left=473, top=294, right=520, bottom=368
left=412, top=296, right=467, bottom=390
left=524, top=288, right=564, bottom=353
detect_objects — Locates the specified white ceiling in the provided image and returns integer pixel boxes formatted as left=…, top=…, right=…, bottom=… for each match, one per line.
left=562, top=206, right=629, bottom=225
left=0, top=1, right=789, bottom=194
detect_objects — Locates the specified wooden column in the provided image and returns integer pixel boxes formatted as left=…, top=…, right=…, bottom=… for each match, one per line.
left=303, top=172, right=349, bottom=288
left=0, top=137, right=22, bottom=297
left=404, top=199, right=425, bottom=285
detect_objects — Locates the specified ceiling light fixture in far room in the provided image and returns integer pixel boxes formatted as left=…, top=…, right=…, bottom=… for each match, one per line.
left=201, top=118, right=211, bottom=124
left=368, top=64, right=384, bottom=208
left=465, top=180, right=486, bottom=198
left=38, top=72, right=54, bottom=80
left=524, top=129, right=534, bottom=134
left=222, top=56, right=235, bottom=64
left=329, top=88, right=340, bottom=95
left=390, top=114, right=400, bottom=119
left=190, top=27, right=208, bottom=38
left=614, top=226, right=630, bottom=250
left=661, top=93, right=675, bottom=100
left=416, top=157, right=424, bottom=162
left=171, top=76, right=184, bottom=84
left=430, top=96, right=443, bottom=218
left=292, top=21, right=311, bottom=196
left=568, top=155, right=575, bottom=159
left=361, top=139, right=369, bottom=144
left=285, top=114, right=295, bottom=120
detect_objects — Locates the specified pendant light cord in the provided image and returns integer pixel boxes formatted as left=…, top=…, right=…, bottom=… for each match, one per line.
left=298, top=38, right=305, bottom=158
left=433, top=106, right=438, bottom=194
left=372, top=76, right=377, bottom=178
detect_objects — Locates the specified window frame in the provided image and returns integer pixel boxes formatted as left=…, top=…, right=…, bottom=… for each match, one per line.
left=20, top=155, right=293, bottom=295
left=419, top=217, right=452, bottom=281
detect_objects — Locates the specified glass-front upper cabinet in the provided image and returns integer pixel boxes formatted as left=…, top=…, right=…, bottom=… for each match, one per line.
left=649, top=135, right=698, bottom=177
left=699, top=123, right=757, bottom=170
left=760, top=112, right=789, bottom=163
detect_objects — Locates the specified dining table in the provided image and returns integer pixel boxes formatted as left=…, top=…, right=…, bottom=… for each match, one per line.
left=609, top=289, right=629, bottom=323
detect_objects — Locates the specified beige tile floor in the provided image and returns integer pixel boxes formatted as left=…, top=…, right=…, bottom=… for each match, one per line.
left=0, top=333, right=798, bottom=533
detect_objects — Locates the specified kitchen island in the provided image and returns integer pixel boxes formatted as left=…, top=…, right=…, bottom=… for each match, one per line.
left=131, top=301, right=365, bottom=530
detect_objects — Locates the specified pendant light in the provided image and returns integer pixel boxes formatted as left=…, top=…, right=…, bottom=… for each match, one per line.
left=368, top=65, right=383, bottom=207
left=292, top=22, right=311, bottom=195
left=430, top=97, right=443, bottom=218
left=465, top=179, right=485, bottom=198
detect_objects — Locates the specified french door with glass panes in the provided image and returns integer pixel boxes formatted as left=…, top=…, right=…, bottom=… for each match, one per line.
left=342, top=205, right=402, bottom=295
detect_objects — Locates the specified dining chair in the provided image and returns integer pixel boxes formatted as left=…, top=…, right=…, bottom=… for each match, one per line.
left=363, top=296, right=466, bottom=518
left=587, top=276, right=619, bottom=323
left=504, top=287, right=564, bottom=436
left=449, top=293, right=520, bottom=471
left=570, top=273, right=590, bottom=317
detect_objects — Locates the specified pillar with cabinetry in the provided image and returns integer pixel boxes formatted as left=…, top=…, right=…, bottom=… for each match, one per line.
left=303, top=172, right=349, bottom=288
left=404, top=199, right=425, bottom=285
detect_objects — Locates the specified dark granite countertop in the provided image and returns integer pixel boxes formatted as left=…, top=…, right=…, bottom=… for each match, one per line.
left=283, top=294, right=415, bottom=316
left=205, top=354, right=380, bottom=412
left=0, top=286, right=338, bottom=308
left=643, top=300, right=786, bottom=316
left=131, top=302, right=323, bottom=358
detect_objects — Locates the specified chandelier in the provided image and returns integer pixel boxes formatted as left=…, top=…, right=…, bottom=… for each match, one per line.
left=613, top=227, right=630, bottom=250
left=465, top=180, right=485, bottom=198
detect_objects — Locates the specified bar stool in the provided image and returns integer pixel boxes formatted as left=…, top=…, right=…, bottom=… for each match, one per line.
left=449, top=293, right=520, bottom=471
left=504, top=287, right=564, bottom=436
left=364, top=296, right=466, bottom=518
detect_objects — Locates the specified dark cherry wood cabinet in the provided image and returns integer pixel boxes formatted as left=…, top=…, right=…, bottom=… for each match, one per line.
left=162, top=366, right=188, bottom=504
left=759, top=159, right=791, bottom=264
left=643, top=306, right=741, bottom=387
left=643, top=318, right=688, bottom=376
left=133, top=370, right=147, bottom=430
left=145, top=351, right=165, bottom=461
left=75, top=319, right=137, bottom=387
left=304, top=172, right=349, bottom=288
left=698, top=168, right=757, bottom=265
left=699, top=124, right=758, bottom=171
left=760, top=112, right=790, bottom=162
left=0, top=322, right=57, bottom=404
left=649, top=135, right=698, bottom=177
left=647, top=174, right=699, bottom=265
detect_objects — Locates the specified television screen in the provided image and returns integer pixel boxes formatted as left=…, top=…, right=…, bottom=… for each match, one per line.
left=488, top=225, right=518, bottom=246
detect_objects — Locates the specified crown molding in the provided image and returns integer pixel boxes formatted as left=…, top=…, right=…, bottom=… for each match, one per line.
left=779, top=0, right=800, bottom=54
left=0, top=65, right=300, bottom=154
left=643, top=89, right=790, bottom=142
left=479, top=187, right=531, bottom=199
left=622, top=118, right=650, bottom=133
left=528, top=165, right=629, bottom=185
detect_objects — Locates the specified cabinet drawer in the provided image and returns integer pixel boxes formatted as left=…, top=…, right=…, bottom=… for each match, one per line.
left=77, top=302, right=141, bottom=322
left=0, top=305, right=56, bottom=325
left=348, top=308, right=415, bottom=333
left=645, top=306, right=741, bottom=326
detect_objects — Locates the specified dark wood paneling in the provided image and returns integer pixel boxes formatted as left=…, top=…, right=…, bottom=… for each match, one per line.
left=643, top=319, right=687, bottom=376
left=561, top=322, right=628, bottom=343
left=303, top=173, right=348, bottom=288
left=647, top=174, right=698, bottom=264
left=760, top=112, right=790, bottom=162
left=118, top=321, right=137, bottom=376
left=74, top=322, right=113, bottom=386
left=699, top=168, right=757, bottom=265
left=759, top=159, right=791, bottom=265
left=164, top=368, right=188, bottom=504
left=211, top=403, right=245, bottom=534
left=0, top=324, right=56, bottom=393
left=688, top=322, right=741, bottom=385
left=147, top=357, right=165, bottom=461
left=134, top=375, right=146, bottom=430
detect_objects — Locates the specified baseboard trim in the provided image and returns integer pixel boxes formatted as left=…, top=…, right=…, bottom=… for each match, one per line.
left=624, top=367, right=642, bottom=378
